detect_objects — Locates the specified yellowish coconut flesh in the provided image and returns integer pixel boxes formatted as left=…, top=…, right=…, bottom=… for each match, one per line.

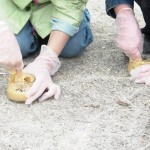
left=128, top=59, right=150, bottom=73
left=7, top=72, right=35, bottom=102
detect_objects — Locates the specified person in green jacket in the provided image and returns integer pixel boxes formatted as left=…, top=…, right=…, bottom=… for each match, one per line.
left=0, top=0, right=93, bottom=104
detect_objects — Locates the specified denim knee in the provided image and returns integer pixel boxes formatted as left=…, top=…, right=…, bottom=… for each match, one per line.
left=15, top=22, right=38, bottom=58
left=60, top=9, right=93, bottom=58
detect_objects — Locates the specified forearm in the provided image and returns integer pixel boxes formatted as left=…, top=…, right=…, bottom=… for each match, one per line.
left=115, top=4, right=142, bottom=61
left=47, top=31, right=70, bottom=56
left=114, top=4, right=131, bottom=15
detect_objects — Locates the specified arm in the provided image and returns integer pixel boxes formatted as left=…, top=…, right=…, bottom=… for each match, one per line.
left=47, top=31, right=69, bottom=56
left=0, top=21, right=23, bottom=73
left=48, top=0, right=87, bottom=55
left=109, top=4, right=150, bottom=85
left=24, top=1, right=88, bottom=104
left=114, top=4, right=143, bottom=60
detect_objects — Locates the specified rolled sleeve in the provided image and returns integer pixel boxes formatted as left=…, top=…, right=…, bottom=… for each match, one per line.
left=105, top=0, right=134, bottom=18
left=51, top=18, right=79, bottom=36
left=50, top=0, right=87, bottom=27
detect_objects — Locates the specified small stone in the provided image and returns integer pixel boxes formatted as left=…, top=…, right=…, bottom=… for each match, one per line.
left=116, top=100, right=130, bottom=107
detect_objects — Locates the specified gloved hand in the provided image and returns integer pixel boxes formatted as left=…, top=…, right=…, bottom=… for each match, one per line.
left=130, top=64, right=150, bottom=85
left=24, top=45, right=61, bottom=104
left=116, top=8, right=143, bottom=60
left=0, top=21, right=23, bottom=72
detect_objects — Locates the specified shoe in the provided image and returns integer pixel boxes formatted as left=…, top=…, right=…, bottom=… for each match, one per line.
left=128, top=59, right=150, bottom=73
left=7, top=72, right=35, bottom=102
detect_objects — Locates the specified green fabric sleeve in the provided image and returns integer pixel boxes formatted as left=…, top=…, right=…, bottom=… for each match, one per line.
left=50, top=0, right=88, bottom=27
left=11, top=0, right=32, bottom=9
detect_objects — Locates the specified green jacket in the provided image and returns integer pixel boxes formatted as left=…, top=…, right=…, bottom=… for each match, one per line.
left=0, top=0, right=88, bottom=38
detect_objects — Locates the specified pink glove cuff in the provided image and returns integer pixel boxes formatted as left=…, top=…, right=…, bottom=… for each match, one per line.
left=117, top=8, right=133, bottom=16
left=35, top=45, right=61, bottom=75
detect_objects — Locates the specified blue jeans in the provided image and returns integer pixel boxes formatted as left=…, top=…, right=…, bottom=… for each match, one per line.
left=105, top=0, right=134, bottom=18
left=16, top=9, right=93, bottom=58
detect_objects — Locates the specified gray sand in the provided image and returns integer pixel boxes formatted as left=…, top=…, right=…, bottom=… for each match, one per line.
left=0, top=1, right=150, bottom=150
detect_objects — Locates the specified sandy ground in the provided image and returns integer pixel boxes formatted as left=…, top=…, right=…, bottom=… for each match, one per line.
left=0, top=1, right=150, bottom=150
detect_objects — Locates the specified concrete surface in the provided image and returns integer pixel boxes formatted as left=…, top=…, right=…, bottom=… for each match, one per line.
left=0, top=1, right=150, bottom=150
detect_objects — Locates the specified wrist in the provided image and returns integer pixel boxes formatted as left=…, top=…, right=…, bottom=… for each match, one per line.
left=35, top=45, right=61, bottom=75
left=115, top=5, right=132, bottom=15
left=129, top=50, right=142, bottom=61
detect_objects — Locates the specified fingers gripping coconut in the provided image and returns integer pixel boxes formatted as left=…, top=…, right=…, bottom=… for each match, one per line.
left=0, top=21, right=35, bottom=102
left=0, top=21, right=23, bottom=72
left=128, top=59, right=150, bottom=73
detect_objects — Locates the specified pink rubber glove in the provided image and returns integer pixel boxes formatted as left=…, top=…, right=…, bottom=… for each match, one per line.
left=116, top=8, right=143, bottom=60
left=24, top=45, right=61, bottom=104
left=0, top=21, right=23, bottom=72
left=130, top=64, right=150, bottom=85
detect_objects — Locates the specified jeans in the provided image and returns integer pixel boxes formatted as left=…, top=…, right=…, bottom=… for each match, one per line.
left=16, top=9, right=93, bottom=58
